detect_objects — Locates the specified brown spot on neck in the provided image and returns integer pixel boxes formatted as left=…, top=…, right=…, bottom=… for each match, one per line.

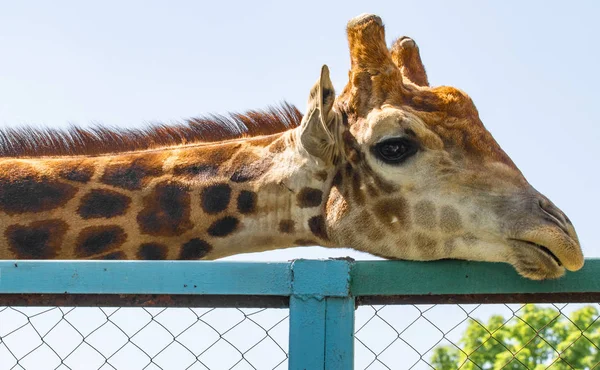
left=174, top=142, right=241, bottom=179
left=201, top=184, right=232, bottom=214
left=57, top=161, right=95, bottom=183
left=5, top=220, right=68, bottom=259
left=296, top=188, right=323, bottom=208
left=179, top=239, right=213, bottom=260
left=207, top=217, right=240, bottom=237
left=75, top=226, right=126, bottom=258
left=228, top=151, right=274, bottom=183
left=279, top=219, right=295, bottom=234
left=237, top=190, right=257, bottom=214
left=0, top=164, right=77, bottom=215
left=137, top=181, right=192, bottom=236
left=137, top=243, right=168, bottom=260
left=173, top=163, right=219, bottom=179
left=308, top=216, right=329, bottom=241
left=101, top=157, right=162, bottom=190
left=77, top=189, right=131, bottom=219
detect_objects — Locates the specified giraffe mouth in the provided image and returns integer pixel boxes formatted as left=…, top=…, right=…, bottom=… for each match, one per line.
left=511, top=239, right=562, bottom=266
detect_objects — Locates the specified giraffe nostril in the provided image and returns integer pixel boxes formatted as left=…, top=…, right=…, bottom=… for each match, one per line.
left=538, top=198, right=569, bottom=234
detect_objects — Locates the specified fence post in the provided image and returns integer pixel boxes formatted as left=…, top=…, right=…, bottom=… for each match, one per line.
left=288, top=259, right=355, bottom=370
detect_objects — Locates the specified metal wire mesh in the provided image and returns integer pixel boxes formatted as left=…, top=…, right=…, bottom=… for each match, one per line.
left=2, top=303, right=599, bottom=369
left=354, top=303, right=600, bottom=369
left=0, top=306, right=289, bottom=370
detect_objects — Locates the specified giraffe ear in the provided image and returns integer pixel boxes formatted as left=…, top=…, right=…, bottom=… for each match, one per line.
left=299, top=65, right=341, bottom=164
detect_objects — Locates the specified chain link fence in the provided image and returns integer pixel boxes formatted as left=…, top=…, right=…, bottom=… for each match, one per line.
left=354, top=303, right=600, bottom=369
left=2, top=303, right=599, bottom=369
left=0, top=306, right=289, bottom=370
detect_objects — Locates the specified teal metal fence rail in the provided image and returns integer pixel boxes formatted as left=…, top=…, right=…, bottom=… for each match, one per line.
left=1, top=258, right=599, bottom=369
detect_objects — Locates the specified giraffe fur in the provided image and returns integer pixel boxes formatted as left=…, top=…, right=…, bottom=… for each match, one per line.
left=0, top=14, right=583, bottom=280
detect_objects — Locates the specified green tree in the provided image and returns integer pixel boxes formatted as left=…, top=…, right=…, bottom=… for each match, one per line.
left=430, top=305, right=600, bottom=369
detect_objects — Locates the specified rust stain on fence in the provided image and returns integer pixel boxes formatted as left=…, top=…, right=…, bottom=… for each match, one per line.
left=0, top=293, right=289, bottom=307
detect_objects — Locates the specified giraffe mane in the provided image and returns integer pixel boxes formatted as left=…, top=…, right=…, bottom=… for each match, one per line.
left=0, top=102, right=302, bottom=157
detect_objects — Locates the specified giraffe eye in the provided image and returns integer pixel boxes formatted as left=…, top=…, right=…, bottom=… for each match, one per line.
left=374, top=138, right=419, bottom=164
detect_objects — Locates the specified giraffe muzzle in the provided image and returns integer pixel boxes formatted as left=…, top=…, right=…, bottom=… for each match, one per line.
left=514, top=225, right=583, bottom=272
left=509, top=195, right=584, bottom=273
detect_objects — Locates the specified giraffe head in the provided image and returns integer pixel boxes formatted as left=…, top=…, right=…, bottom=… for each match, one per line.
left=297, top=14, right=583, bottom=280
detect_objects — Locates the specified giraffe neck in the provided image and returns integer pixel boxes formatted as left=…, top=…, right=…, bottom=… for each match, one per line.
left=0, top=130, right=332, bottom=260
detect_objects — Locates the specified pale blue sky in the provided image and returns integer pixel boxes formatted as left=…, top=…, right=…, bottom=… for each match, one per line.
left=1, top=0, right=598, bottom=263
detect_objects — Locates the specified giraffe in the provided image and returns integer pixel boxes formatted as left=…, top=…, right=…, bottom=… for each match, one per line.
left=0, top=14, right=583, bottom=280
